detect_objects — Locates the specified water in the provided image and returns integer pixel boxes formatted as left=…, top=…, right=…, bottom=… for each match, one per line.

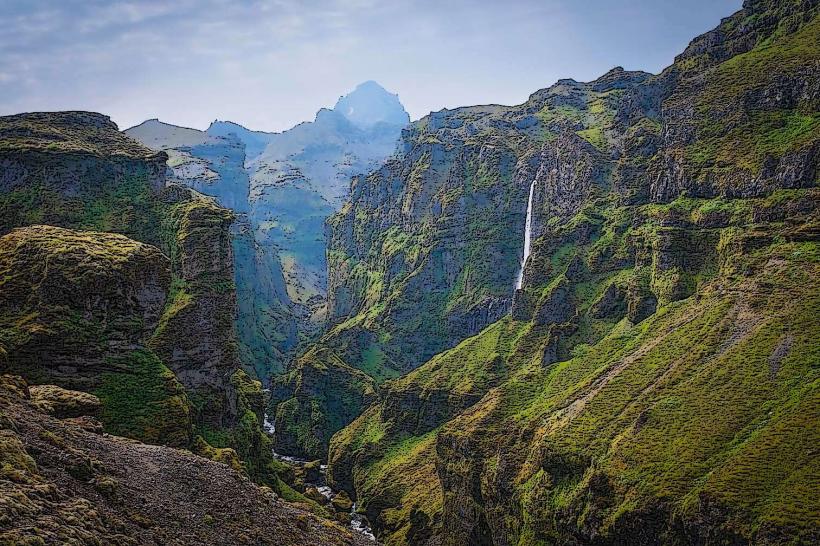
left=515, top=180, right=536, bottom=290
left=263, top=413, right=376, bottom=540
left=263, top=414, right=310, bottom=465
left=351, top=503, right=376, bottom=540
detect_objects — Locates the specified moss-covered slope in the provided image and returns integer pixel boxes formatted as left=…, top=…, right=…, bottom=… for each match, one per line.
left=270, top=346, right=378, bottom=460
left=322, top=1, right=820, bottom=543
left=278, top=0, right=819, bottom=462
left=329, top=188, right=819, bottom=545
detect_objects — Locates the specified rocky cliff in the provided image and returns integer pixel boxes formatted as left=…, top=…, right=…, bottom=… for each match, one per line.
left=126, top=82, right=409, bottom=379
left=0, top=111, right=291, bottom=498
left=125, top=119, right=298, bottom=379
left=0, top=225, right=191, bottom=447
left=209, top=80, right=409, bottom=310
left=320, top=1, right=819, bottom=544
left=0, top=112, right=167, bottom=244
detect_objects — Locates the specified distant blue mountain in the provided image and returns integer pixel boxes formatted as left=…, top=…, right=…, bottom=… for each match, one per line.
left=206, top=81, right=409, bottom=307
left=126, top=81, right=409, bottom=378
left=333, top=80, right=410, bottom=129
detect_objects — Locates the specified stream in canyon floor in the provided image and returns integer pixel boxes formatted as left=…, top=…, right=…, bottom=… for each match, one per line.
left=263, top=415, right=375, bottom=540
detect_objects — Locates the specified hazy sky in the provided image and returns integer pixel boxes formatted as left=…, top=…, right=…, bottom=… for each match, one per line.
left=0, top=0, right=742, bottom=132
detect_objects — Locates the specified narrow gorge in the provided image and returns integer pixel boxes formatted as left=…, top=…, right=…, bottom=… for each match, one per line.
left=0, top=0, right=818, bottom=544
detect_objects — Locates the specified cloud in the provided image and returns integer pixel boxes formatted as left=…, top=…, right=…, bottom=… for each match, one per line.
left=0, top=0, right=743, bottom=131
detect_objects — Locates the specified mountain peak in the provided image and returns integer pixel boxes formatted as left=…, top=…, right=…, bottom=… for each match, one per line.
left=333, top=81, right=410, bottom=129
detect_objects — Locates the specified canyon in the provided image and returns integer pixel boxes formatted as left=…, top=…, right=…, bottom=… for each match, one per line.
left=0, top=0, right=818, bottom=544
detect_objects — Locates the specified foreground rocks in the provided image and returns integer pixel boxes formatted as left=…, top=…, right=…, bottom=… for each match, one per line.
left=0, top=375, right=373, bottom=545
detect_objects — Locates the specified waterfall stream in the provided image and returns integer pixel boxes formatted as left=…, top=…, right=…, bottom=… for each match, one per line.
left=515, top=180, right=536, bottom=290
left=262, top=414, right=375, bottom=540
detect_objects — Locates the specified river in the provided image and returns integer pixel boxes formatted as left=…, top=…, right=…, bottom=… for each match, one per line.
left=263, top=414, right=375, bottom=541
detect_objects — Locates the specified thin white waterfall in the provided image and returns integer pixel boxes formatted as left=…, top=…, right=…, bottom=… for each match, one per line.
left=515, top=180, right=536, bottom=290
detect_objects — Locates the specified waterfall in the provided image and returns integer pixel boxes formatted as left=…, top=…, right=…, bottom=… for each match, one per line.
left=515, top=180, right=536, bottom=290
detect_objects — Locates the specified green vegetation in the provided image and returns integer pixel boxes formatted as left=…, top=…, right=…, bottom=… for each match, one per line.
left=0, top=113, right=284, bottom=506
left=270, top=347, right=378, bottom=459
left=577, top=126, right=607, bottom=152
left=684, top=14, right=820, bottom=175
left=329, top=187, right=820, bottom=544
left=95, top=350, right=191, bottom=447
left=0, top=111, right=160, bottom=158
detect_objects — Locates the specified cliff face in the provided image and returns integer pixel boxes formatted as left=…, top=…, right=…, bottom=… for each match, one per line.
left=0, top=111, right=285, bottom=495
left=125, top=119, right=298, bottom=379
left=0, top=225, right=190, bottom=446
left=210, top=81, right=409, bottom=310
left=322, top=1, right=820, bottom=544
left=270, top=347, right=377, bottom=460
left=232, top=217, right=297, bottom=378
left=0, top=374, right=372, bottom=546
left=0, top=112, right=167, bottom=244
left=149, top=187, right=239, bottom=426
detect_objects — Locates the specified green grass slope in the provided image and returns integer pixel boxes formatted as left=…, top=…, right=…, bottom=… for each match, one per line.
left=328, top=188, right=820, bottom=545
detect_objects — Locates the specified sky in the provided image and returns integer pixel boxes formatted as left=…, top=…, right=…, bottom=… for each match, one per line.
left=0, top=0, right=743, bottom=133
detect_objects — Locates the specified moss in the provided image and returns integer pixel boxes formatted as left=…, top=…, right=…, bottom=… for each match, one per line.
left=576, top=126, right=607, bottom=152
left=0, top=112, right=161, bottom=159
left=0, top=429, right=38, bottom=478
left=328, top=181, right=820, bottom=543
left=683, top=14, right=820, bottom=175
left=95, top=350, right=191, bottom=447
left=192, top=436, right=243, bottom=473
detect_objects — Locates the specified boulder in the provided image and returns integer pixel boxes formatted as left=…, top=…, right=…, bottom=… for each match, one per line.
left=29, top=384, right=101, bottom=418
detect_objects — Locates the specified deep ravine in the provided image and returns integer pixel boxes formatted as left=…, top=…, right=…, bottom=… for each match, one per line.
left=263, top=413, right=376, bottom=541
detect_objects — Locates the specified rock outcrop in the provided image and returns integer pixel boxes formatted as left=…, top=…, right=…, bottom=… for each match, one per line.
left=0, top=225, right=191, bottom=446
left=0, top=111, right=167, bottom=244
left=270, top=347, right=377, bottom=460
left=0, top=111, right=288, bottom=494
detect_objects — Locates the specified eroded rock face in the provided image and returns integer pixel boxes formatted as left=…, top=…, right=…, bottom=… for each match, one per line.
left=271, top=347, right=377, bottom=460
left=149, top=187, right=241, bottom=426
left=0, top=111, right=280, bottom=483
left=0, top=225, right=171, bottom=386
left=0, top=112, right=167, bottom=244
left=322, top=2, right=820, bottom=544
left=0, top=225, right=193, bottom=446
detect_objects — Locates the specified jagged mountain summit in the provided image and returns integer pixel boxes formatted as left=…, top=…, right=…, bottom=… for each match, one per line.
left=333, top=80, right=411, bottom=129
left=213, top=81, right=409, bottom=307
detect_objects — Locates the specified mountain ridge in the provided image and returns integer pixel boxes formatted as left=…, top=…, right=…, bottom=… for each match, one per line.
left=265, top=2, right=820, bottom=544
